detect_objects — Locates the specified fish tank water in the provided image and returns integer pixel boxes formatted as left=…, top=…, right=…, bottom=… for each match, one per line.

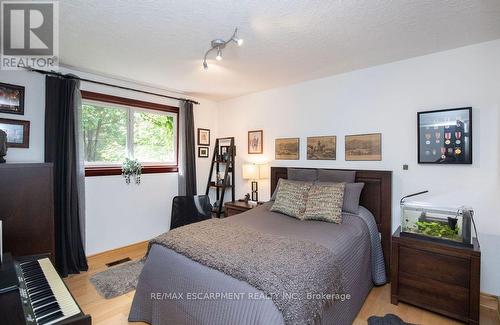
left=401, top=202, right=472, bottom=246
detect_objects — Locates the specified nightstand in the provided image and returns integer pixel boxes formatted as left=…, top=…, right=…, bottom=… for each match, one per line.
left=391, top=227, right=481, bottom=324
left=224, top=201, right=263, bottom=217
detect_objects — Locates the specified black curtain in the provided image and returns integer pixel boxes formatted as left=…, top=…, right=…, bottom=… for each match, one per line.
left=45, top=75, right=88, bottom=276
left=182, top=100, right=197, bottom=196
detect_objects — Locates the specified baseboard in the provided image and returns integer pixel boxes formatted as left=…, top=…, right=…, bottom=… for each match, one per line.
left=481, top=292, right=500, bottom=321
left=86, top=240, right=148, bottom=259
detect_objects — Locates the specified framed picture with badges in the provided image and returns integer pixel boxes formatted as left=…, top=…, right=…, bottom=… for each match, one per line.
left=417, top=107, right=472, bottom=164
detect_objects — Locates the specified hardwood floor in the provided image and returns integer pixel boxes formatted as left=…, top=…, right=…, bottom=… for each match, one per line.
left=64, top=242, right=499, bottom=325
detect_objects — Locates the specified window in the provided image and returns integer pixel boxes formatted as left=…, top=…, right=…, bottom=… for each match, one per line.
left=81, top=91, right=178, bottom=176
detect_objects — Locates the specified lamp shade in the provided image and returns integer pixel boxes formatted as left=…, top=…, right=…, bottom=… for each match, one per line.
left=243, top=163, right=269, bottom=180
left=242, top=163, right=259, bottom=180
left=259, top=163, right=270, bottom=179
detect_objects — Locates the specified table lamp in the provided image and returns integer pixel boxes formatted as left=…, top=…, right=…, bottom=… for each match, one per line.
left=242, top=163, right=269, bottom=202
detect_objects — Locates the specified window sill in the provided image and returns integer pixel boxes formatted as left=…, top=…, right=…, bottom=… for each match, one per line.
left=85, top=165, right=178, bottom=177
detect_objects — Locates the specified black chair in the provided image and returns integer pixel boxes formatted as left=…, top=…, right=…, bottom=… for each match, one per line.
left=170, top=195, right=212, bottom=230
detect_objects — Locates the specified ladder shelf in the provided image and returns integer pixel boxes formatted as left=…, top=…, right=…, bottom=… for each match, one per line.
left=205, top=137, right=236, bottom=218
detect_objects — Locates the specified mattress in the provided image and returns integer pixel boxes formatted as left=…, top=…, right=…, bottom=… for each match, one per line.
left=129, top=203, right=386, bottom=325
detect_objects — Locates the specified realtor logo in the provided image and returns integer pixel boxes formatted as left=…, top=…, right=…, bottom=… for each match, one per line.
left=1, top=1, right=59, bottom=70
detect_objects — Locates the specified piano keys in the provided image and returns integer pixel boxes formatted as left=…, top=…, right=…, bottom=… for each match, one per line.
left=14, top=257, right=91, bottom=325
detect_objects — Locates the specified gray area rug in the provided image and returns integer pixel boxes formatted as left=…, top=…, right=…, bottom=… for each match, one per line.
left=90, top=259, right=144, bottom=299
left=368, top=314, right=416, bottom=325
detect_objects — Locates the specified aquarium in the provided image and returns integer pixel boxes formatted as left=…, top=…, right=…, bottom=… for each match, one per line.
left=400, top=202, right=472, bottom=247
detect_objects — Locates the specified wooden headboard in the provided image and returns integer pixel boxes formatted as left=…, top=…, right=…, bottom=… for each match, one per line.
left=271, top=167, right=392, bottom=276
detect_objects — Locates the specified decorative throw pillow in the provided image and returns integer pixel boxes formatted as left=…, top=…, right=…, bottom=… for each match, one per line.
left=303, top=182, right=345, bottom=223
left=270, top=180, right=313, bottom=219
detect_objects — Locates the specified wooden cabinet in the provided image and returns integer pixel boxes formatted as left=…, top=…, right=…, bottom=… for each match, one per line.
left=0, top=163, right=55, bottom=262
left=391, top=227, right=480, bottom=324
left=224, top=201, right=262, bottom=217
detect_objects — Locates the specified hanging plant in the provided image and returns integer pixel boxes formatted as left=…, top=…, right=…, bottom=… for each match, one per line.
left=122, top=158, right=142, bottom=185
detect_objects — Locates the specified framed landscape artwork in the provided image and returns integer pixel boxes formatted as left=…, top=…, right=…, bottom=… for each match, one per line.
left=0, top=118, right=30, bottom=148
left=307, top=136, right=336, bottom=160
left=275, top=138, right=300, bottom=160
left=197, top=128, right=210, bottom=146
left=417, top=107, right=472, bottom=164
left=345, top=133, right=381, bottom=161
left=198, top=146, right=209, bottom=158
left=0, top=82, right=25, bottom=115
left=248, top=130, right=263, bottom=154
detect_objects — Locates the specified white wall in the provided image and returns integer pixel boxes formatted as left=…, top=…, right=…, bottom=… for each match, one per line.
left=0, top=71, right=45, bottom=162
left=69, top=69, right=219, bottom=255
left=3, top=39, right=499, bottom=295
left=0, top=67, right=218, bottom=255
left=216, top=39, right=500, bottom=295
left=194, top=102, right=219, bottom=196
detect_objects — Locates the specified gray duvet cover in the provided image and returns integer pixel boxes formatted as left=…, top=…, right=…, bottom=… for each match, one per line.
left=129, top=203, right=386, bottom=325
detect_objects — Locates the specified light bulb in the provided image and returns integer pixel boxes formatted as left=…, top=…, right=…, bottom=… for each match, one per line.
left=237, top=38, right=244, bottom=46
left=216, top=48, right=223, bottom=61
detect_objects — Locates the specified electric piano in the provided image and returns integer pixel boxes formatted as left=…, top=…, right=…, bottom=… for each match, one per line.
left=0, top=256, right=91, bottom=325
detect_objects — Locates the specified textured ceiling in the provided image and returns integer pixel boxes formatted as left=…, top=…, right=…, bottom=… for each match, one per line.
left=60, top=0, right=500, bottom=101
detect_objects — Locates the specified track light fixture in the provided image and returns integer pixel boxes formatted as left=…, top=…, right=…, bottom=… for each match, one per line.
left=216, top=48, right=223, bottom=61
left=203, top=28, right=243, bottom=70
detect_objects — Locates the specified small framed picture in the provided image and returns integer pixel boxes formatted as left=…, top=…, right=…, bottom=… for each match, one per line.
left=275, top=138, right=300, bottom=160
left=0, top=82, right=25, bottom=115
left=197, top=128, right=210, bottom=146
left=345, top=133, right=382, bottom=161
left=417, top=107, right=472, bottom=164
left=198, top=146, right=209, bottom=158
left=0, top=118, right=30, bottom=148
left=248, top=130, right=263, bottom=154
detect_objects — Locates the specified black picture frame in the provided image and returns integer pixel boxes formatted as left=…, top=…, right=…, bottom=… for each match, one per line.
left=197, top=128, right=210, bottom=146
left=198, top=146, right=209, bottom=158
left=417, top=107, right=472, bottom=164
left=0, top=118, right=30, bottom=148
left=0, top=82, right=25, bottom=115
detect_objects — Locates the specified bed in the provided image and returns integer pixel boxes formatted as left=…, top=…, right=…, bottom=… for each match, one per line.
left=129, top=167, right=392, bottom=325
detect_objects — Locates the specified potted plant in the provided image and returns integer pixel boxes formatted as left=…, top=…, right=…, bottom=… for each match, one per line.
left=122, top=158, right=142, bottom=184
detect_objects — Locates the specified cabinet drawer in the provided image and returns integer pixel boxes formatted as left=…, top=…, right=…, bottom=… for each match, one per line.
left=399, top=272, right=469, bottom=320
left=225, top=208, right=242, bottom=217
left=399, top=246, right=469, bottom=287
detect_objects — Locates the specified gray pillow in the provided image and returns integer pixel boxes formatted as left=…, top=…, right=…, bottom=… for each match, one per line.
left=342, top=182, right=365, bottom=214
left=271, top=170, right=318, bottom=200
left=288, top=168, right=318, bottom=182
left=317, top=169, right=356, bottom=183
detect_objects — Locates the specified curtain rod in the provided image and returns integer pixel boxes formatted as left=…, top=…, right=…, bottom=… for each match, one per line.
left=23, top=67, right=200, bottom=105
